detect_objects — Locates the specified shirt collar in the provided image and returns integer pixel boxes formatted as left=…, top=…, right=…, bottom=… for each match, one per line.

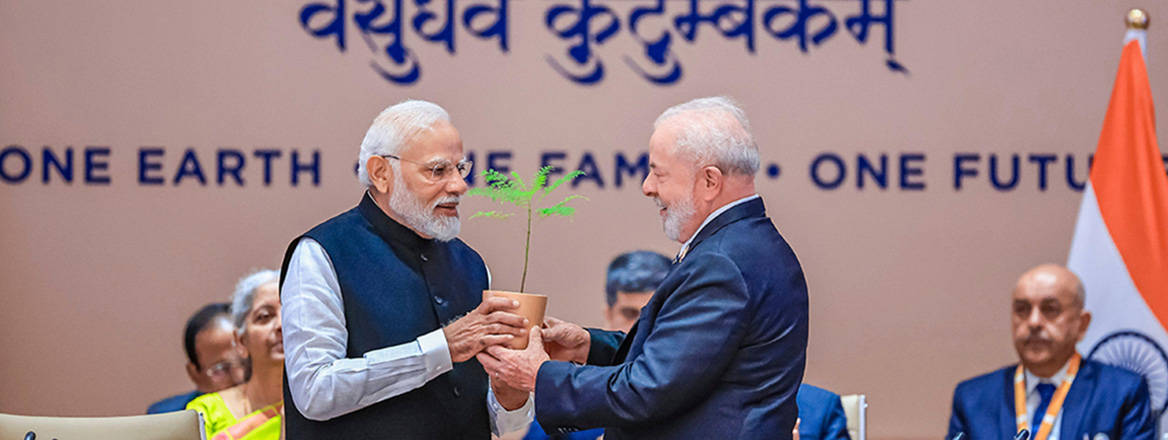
left=677, top=194, right=760, bottom=259
left=1024, top=356, right=1074, bottom=394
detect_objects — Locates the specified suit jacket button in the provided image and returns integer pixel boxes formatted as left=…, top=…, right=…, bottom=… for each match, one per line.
left=420, top=253, right=429, bottom=262
left=452, top=386, right=461, bottom=397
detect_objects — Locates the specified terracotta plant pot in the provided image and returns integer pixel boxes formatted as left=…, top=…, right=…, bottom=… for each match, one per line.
left=483, top=290, right=547, bottom=349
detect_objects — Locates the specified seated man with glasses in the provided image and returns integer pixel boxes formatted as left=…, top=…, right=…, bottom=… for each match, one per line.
left=147, top=302, right=246, bottom=414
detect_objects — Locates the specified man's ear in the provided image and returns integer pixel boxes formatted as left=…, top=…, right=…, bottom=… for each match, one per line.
left=185, top=362, right=202, bottom=385
left=699, top=166, right=723, bottom=201
left=367, top=156, right=393, bottom=194
left=1076, top=310, right=1092, bottom=342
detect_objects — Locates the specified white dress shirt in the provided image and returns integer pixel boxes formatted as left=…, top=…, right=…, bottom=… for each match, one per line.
left=677, top=194, right=761, bottom=261
left=282, top=238, right=533, bottom=435
left=1022, top=360, right=1071, bottom=440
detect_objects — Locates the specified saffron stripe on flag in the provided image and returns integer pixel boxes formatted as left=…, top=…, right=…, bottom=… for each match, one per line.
left=1089, top=40, right=1168, bottom=331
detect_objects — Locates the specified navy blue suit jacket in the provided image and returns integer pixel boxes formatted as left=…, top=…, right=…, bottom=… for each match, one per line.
left=947, top=359, right=1155, bottom=440
left=145, top=390, right=199, bottom=414
left=535, top=198, right=809, bottom=440
left=797, top=384, right=850, bottom=440
left=522, top=421, right=603, bottom=440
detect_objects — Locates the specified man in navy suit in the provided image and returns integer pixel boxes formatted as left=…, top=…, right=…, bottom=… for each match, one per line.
left=477, top=96, right=809, bottom=440
left=947, top=264, right=1155, bottom=440
left=797, top=384, right=851, bottom=440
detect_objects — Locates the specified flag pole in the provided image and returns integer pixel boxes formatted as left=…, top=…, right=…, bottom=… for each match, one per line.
left=1069, top=6, right=1167, bottom=437
left=1127, top=8, right=1150, bottom=29
left=1126, top=8, right=1149, bottom=60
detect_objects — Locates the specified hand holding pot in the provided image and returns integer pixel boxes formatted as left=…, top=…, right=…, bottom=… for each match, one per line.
left=443, top=296, right=529, bottom=363
left=489, top=375, right=530, bottom=411
left=541, top=316, right=590, bottom=364
left=477, top=326, right=549, bottom=393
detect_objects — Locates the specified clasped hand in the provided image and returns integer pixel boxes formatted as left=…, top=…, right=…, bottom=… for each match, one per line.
left=442, top=296, right=529, bottom=363
left=476, top=317, right=591, bottom=393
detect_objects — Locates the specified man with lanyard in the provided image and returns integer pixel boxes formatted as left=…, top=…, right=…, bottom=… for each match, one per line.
left=947, top=264, right=1155, bottom=440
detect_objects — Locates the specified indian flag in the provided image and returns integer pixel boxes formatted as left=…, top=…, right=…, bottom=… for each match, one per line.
left=1068, top=21, right=1168, bottom=433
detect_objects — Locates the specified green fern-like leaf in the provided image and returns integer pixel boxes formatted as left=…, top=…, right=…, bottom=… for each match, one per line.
left=468, top=171, right=530, bottom=206
left=545, top=170, right=585, bottom=195
left=538, top=205, right=571, bottom=217
left=466, top=187, right=510, bottom=205
left=468, top=210, right=513, bottom=220
left=466, top=167, right=588, bottom=293
left=532, top=165, right=554, bottom=192
left=538, top=195, right=587, bottom=217
left=508, top=171, right=528, bottom=192
left=481, top=169, right=507, bottom=186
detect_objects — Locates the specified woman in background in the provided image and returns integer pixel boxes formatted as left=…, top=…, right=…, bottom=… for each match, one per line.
left=187, top=269, right=283, bottom=440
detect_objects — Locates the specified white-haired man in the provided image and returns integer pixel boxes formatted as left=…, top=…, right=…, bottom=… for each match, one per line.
left=280, top=100, right=533, bottom=439
left=478, top=97, right=810, bottom=439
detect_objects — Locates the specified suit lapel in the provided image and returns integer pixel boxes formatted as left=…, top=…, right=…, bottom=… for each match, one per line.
left=619, top=289, right=665, bottom=361
left=1058, top=361, right=1093, bottom=440
left=612, top=261, right=676, bottom=363
left=613, top=320, right=638, bottom=363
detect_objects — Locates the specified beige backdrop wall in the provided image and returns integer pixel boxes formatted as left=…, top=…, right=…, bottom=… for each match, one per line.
left=2, top=1, right=1166, bottom=439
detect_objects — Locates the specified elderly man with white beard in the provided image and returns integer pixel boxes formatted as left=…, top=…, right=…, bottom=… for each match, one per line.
left=279, top=100, right=534, bottom=439
left=478, top=96, right=809, bottom=440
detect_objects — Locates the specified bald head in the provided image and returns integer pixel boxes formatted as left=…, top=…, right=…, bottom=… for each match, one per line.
left=1011, top=264, right=1091, bottom=377
left=1015, top=264, right=1085, bottom=308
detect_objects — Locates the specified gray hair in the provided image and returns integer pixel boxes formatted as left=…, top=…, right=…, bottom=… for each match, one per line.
left=653, top=96, right=760, bottom=176
left=357, top=99, right=451, bottom=187
left=230, top=269, right=280, bottom=335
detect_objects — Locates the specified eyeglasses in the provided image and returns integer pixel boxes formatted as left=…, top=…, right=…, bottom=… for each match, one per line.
left=380, top=154, right=473, bottom=181
left=203, top=358, right=245, bottom=378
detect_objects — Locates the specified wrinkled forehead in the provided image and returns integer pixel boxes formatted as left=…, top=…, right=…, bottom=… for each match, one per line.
left=1012, top=271, right=1078, bottom=305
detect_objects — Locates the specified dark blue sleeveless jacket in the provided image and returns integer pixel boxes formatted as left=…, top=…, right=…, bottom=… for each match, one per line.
left=280, top=195, right=491, bottom=439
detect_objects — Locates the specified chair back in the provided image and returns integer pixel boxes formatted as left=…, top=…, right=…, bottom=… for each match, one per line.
left=839, top=394, right=867, bottom=440
left=0, top=410, right=205, bottom=440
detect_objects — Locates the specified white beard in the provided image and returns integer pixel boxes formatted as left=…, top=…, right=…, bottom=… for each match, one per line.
left=390, top=172, right=461, bottom=242
left=657, top=194, right=696, bottom=242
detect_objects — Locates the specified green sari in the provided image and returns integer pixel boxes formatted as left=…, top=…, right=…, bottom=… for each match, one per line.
left=186, top=392, right=282, bottom=440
